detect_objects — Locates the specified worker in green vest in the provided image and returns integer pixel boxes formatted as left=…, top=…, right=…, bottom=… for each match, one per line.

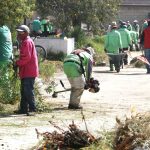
left=118, top=22, right=132, bottom=65
left=126, top=21, right=132, bottom=31
left=104, top=21, right=123, bottom=72
left=31, top=17, right=42, bottom=36
left=41, top=17, right=53, bottom=37
left=0, top=23, right=13, bottom=98
left=63, top=47, right=95, bottom=109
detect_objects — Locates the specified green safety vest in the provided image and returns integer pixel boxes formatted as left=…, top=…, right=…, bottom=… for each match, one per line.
left=63, top=52, right=92, bottom=79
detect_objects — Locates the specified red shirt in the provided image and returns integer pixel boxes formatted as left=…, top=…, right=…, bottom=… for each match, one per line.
left=143, top=26, right=150, bottom=49
left=16, top=36, right=39, bottom=79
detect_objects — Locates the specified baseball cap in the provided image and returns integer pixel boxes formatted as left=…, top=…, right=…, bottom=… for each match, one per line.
left=16, top=25, right=30, bottom=33
left=121, top=22, right=127, bottom=25
left=84, top=47, right=95, bottom=55
left=121, top=22, right=127, bottom=28
left=133, top=20, right=138, bottom=23
left=111, top=21, right=117, bottom=28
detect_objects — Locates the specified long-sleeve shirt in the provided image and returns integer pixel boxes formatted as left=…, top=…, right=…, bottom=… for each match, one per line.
left=104, top=29, right=122, bottom=54
left=118, top=27, right=131, bottom=48
left=129, top=30, right=138, bottom=44
left=16, top=36, right=39, bottom=79
left=140, top=26, right=150, bottom=49
left=32, top=19, right=41, bottom=32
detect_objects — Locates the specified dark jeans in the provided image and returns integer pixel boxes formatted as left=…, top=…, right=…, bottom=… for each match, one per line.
left=122, top=48, right=128, bottom=65
left=20, top=78, right=36, bottom=113
left=108, top=54, right=121, bottom=71
left=130, top=43, right=140, bottom=51
left=144, top=49, right=150, bottom=73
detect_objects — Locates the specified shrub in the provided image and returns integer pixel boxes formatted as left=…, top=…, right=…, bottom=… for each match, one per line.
left=69, top=26, right=87, bottom=48
left=0, top=64, right=20, bottom=105
left=84, top=35, right=108, bottom=64
left=47, top=51, right=66, bottom=61
left=0, top=60, right=62, bottom=112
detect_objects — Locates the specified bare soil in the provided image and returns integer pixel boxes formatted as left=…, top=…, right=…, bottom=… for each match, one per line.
left=0, top=52, right=150, bottom=150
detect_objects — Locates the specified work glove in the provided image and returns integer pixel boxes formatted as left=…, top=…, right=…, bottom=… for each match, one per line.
left=84, top=84, right=89, bottom=90
left=119, top=48, right=123, bottom=53
left=104, top=48, right=107, bottom=53
left=84, top=80, right=90, bottom=90
left=12, top=61, right=18, bottom=77
left=88, top=78, right=100, bottom=93
left=13, top=64, right=18, bottom=73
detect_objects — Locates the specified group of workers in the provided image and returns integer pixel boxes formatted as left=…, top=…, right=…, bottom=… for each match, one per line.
left=31, top=17, right=53, bottom=37
left=1, top=16, right=150, bottom=114
left=30, top=17, right=64, bottom=38
left=0, top=23, right=39, bottom=116
left=104, top=19, right=150, bottom=73
left=0, top=19, right=97, bottom=114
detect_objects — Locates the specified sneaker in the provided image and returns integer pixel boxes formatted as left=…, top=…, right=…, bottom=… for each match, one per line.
left=68, top=104, right=83, bottom=109
left=26, top=111, right=36, bottom=116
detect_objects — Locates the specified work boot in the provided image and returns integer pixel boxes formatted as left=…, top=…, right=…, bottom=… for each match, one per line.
left=14, top=110, right=27, bottom=115
left=110, top=64, right=114, bottom=71
left=115, top=66, right=120, bottom=73
left=116, top=68, right=120, bottom=73
left=68, top=104, right=83, bottom=109
left=27, top=109, right=36, bottom=116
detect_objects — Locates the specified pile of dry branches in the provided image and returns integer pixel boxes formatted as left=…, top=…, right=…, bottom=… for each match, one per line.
left=114, top=112, right=150, bottom=150
left=36, top=120, right=99, bottom=150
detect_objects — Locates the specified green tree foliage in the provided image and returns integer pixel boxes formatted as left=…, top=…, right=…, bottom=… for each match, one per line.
left=0, top=0, right=35, bottom=33
left=36, top=0, right=121, bottom=34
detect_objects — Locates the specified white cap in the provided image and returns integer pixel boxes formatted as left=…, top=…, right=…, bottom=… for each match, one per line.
left=16, top=25, right=30, bottom=33
left=86, top=47, right=95, bottom=55
left=133, top=20, right=138, bottom=23
left=111, top=21, right=117, bottom=28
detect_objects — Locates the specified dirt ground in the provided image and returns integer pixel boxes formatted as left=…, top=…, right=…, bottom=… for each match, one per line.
left=0, top=52, right=150, bottom=150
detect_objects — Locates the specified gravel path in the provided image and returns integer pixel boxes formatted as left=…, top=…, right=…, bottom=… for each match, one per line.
left=0, top=52, right=150, bottom=150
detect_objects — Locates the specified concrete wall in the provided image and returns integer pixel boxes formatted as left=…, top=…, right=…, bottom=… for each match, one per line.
left=119, top=0, right=150, bottom=25
left=33, top=37, right=75, bottom=54
left=118, top=5, right=150, bottom=24
left=122, top=0, right=150, bottom=5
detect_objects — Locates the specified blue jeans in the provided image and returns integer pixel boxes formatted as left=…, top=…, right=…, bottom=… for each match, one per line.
left=20, top=78, right=36, bottom=113
left=144, top=49, right=150, bottom=73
